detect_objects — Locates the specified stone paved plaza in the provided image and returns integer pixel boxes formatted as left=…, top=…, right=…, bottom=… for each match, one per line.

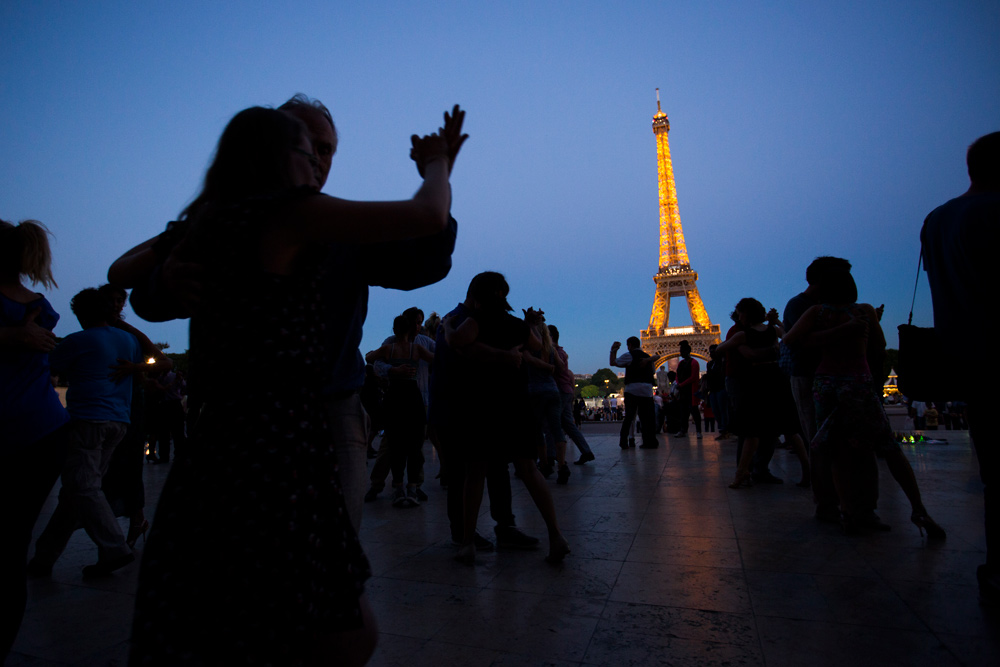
left=9, top=422, right=999, bottom=666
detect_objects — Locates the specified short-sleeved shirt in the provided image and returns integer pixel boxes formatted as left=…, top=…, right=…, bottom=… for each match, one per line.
left=783, top=291, right=820, bottom=378
left=612, top=352, right=654, bottom=398
left=50, top=326, right=142, bottom=423
left=1, top=293, right=70, bottom=452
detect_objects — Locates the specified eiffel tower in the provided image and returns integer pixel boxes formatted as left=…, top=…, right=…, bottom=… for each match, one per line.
left=640, top=90, right=720, bottom=367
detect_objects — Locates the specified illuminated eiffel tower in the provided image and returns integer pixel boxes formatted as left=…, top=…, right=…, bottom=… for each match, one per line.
left=640, top=89, right=720, bottom=366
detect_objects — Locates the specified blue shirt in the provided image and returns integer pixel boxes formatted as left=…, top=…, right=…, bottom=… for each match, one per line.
left=1, top=293, right=70, bottom=452
left=50, top=326, right=141, bottom=422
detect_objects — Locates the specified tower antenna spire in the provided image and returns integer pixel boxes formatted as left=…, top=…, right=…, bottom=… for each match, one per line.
left=656, top=87, right=661, bottom=112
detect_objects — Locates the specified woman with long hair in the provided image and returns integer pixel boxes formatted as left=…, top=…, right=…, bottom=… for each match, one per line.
left=124, top=104, right=465, bottom=666
left=0, top=219, right=69, bottom=661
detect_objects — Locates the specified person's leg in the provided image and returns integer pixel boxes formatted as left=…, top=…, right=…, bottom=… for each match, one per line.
left=689, top=403, right=702, bottom=435
left=512, top=458, right=569, bottom=563
left=559, top=393, right=593, bottom=459
left=967, top=390, right=1000, bottom=598
left=731, top=436, right=759, bottom=488
left=73, top=422, right=131, bottom=562
left=620, top=394, right=639, bottom=448
left=458, top=461, right=488, bottom=560
left=367, top=434, right=392, bottom=496
left=637, top=396, right=658, bottom=447
left=0, top=428, right=68, bottom=659
left=788, top=433, right=811, bottom=487
left=322, top=394, right=370, bottom=532
left=752, top=437, right=778, bottom=480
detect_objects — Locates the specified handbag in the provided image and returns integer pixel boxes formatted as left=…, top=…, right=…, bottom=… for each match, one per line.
left=895, top=250, right=962, bottom=401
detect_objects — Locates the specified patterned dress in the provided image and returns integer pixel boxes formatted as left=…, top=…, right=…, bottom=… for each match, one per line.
left=130, top=192, right=371, bottom=666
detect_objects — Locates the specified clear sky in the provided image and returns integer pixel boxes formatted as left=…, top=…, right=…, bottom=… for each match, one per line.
left=3, top=1, right=997, bottom=373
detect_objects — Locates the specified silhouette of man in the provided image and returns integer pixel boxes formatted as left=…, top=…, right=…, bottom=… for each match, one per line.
left=610, top=337, right=658, bottom=449
left=921, top=131, right=999, bottom=603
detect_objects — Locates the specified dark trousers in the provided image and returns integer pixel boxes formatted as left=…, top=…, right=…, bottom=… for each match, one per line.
left=438, top=425, right=515, bottom=539
left=621, top=393, right=657, bottom=446
left=0, top=427, right=68, bottom=660
left=150, top=399, right=185, bottom=463
left=969, top=393, right=997, bottom=569
left=675, top=392, right=702, bottom=434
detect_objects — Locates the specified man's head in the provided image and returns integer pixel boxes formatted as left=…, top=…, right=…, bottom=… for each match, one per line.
left=70, top=287, right=115, bottom=329
left=626, top=336, right=641, bottom=351
left=402, top=307, right=425, bottom=330
left=279, top=94, right=337, bottom=188
left=679, top=340, right=691, bottom=358
left=967, top=131, right=1000, bottom=191
left=806, top=256, right=852, bottom=286
left=467, top=271, right=513, bottom=313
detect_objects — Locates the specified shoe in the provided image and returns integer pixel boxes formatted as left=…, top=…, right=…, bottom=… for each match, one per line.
left=545, top=537, right=571, bottom=565
left=911, top=512, right=946, bottom=540
left=728, top=470, right=752, bottom=489
left=752, top=471, right=784, bottom=484
left=414, top=487, right=429, bottom=502
left=25, top=557, right=52, bottom=577
left=857, top=511, right=892, bottom=532
left=391, top=487, right=408, bottom=507
left=405, top=487, right=421, bottom=506
left=574, top=452, right=595, bottom=465
left=454, top=543, right=476, bottom=565
left=452, top=532, right=495, bottom=552
left=82, top=552, right=134, bottom=578
left=556, top=464, right=570, bottom=485
left=495, top=526, right=540, bottom=550
left=126, top=519, right=149, bottom=549
left=364, top=487, right=380, bottom=503
left=538, top=461, right=554, bottom=478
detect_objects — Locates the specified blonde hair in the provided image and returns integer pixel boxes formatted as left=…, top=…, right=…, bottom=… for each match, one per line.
left=0, top=219, right=57, bottom=289
left=537, top=320, right=553, bottom=362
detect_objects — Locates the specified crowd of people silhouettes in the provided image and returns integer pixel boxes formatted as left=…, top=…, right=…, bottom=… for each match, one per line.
left=2, top=95, right=996, bottom=664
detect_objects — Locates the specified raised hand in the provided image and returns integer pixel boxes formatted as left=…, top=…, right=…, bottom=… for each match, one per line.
left=522, top=307, right=545, bottom=326
left=611, top=341, right=621, bottom=351
left=440, top=104, right=468, bottom=174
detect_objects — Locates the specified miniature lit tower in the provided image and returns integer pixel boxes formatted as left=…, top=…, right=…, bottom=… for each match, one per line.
left=640, top=89, right=720, bottom=365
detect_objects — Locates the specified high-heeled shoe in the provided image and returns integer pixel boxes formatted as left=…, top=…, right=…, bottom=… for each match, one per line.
left=126, top=519, right=149, bottom=549
left=911, top=512, right=946, bottom=540
left=728, top=470, right=751, bottom=489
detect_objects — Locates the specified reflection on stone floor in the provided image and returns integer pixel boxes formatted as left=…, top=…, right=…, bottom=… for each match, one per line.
left=10, top=424, right=999, bottom=666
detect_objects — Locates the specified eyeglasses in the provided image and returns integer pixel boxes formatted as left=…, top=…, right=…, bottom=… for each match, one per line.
left=291, top=146, right=320, bottom=169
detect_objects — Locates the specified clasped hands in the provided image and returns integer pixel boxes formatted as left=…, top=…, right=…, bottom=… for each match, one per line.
left=410, top=104, right=468, bottom=176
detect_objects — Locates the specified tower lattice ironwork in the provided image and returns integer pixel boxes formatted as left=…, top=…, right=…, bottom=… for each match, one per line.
left=640, top=90, right=720, bottom=367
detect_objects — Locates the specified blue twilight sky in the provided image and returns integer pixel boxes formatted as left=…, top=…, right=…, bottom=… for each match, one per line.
left=2, top=1, right=998, bottom=373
